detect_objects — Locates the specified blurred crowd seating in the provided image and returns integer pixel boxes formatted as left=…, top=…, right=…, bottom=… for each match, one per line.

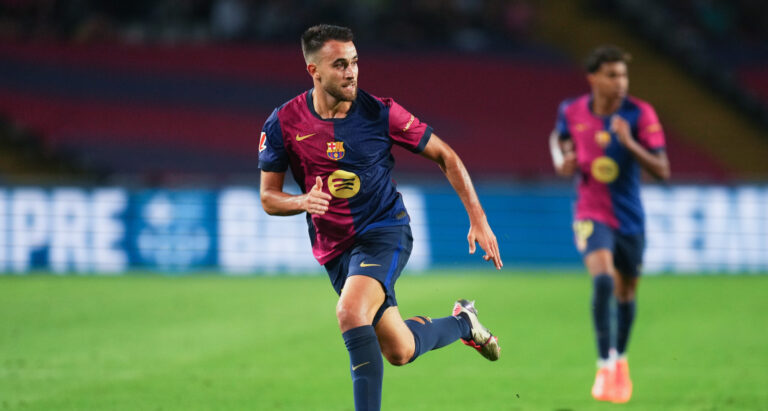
left=0, top=41, right=730, bottom=181
left=0, top=0, right=537, bottom=51
left=590, top=0, right=768, bottom=125
left=0, top=0, right=750, bottom=182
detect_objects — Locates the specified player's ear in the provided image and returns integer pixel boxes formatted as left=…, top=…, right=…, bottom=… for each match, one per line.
left=307, top=62, right=318, bottom=78
left=586, top=73, right=596, bottom=87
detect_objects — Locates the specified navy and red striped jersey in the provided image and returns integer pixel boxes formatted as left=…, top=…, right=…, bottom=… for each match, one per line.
left=554, top=94, right=666, bottom=234
left=259, top=88, right=432, bottom=264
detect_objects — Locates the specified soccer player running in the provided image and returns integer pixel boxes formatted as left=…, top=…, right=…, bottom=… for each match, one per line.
left=259, top=25, right=503, bottom=411
left=549, top=46, right=670, bottom=403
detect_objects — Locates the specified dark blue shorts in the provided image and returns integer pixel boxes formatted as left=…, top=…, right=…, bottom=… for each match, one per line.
left=573, top=219, right=645, bottom=277
left=323, top=224, right=413, bottom=326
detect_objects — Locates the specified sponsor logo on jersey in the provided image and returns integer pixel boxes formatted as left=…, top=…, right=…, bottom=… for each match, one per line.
left=591, top=156, right=619, bottom=183
left=574, top=123, right=588, bottom=132
left=259, top=132, right=267, bottom=152
left=327, top=141, right=345, bottom=160
left=328, top=169, right=360, bottom=198
left=595, top=130, right=611, bottom=148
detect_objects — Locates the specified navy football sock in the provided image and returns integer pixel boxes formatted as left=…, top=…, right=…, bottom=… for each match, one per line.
left=617, top=300, right=636, bottom=355
left=592, top=274, right=614, bottom=360
left=405, top=315, right=468, bottom=362
left=342, top=325, right=383, bottom=411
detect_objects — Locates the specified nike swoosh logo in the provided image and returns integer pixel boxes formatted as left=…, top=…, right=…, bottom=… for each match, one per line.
left=352, top=361, right=370, bottom=371
left=360, top=262, right=381, bottom=268
left=295, top=133, right=316, bottom=141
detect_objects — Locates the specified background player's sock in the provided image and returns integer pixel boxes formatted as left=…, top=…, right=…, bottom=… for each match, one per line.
left=342, top=325, right=383, bottom=411
left=592, top=274, right=614, bottom=361
left=405, top=315, right=469, bottom=362
left=616, top=300, right=636, bottom=355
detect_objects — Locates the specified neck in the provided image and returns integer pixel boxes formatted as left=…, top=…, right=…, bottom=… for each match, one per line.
left=592, top=93, right=621, bottom=116
left=313, top=86, right=352, bottom=119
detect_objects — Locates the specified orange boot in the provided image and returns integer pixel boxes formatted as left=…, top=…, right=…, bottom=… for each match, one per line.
left=613, top=357, right=633, bottom=403
left=591, top=365, right=616, bottom=401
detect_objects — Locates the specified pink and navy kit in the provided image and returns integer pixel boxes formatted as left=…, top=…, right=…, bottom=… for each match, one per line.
left=259, top=89, right=432, bottom=264
left=554, top=94, right=666, bottom=234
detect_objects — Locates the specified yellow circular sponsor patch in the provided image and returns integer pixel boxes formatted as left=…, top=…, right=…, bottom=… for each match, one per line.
left=328, top=170, right=361, bottom=198
left=591, top=156, right=619, bottom=183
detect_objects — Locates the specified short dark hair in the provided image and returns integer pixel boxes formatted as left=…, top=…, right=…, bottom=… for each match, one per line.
left=584, top=45, right=631, bottom=73
left=301, top=24, right=354, bottom=62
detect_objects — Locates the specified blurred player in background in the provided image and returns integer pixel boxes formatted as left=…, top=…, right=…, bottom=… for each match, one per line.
left=259, top=24, right=502, bottom=411
left=549, top=45, right=670, bottom=403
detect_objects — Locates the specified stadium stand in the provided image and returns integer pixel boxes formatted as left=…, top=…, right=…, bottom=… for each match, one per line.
left=0, top=0, right=759, bottom=181
left=587, top=0, right=768, bottom=124
left=0, top=41, right=732, bottom=180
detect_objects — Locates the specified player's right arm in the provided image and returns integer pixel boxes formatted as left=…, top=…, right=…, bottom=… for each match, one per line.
left=550, top=131, right=578, bottom=177
left=549, top=100, right=578, bottom=177
left=260, top=173, right=330, bottom=216
left=258, top=109, right=331, bottom=216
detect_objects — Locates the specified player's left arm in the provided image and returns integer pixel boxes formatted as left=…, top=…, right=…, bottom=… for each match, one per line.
left=419, top=134, right=503, bottom=270
left=611, top=115, right=671, bottom=180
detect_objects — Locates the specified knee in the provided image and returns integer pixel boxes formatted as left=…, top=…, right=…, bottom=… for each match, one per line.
left=615, top=286, right=636, bottom=302
left=382, top=347, right=413, bottom=366
left=336, top=301, right=369, bottom=331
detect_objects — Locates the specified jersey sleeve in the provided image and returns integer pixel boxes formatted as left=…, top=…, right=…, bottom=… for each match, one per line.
left=554, top=100, right=571, bottom=141
left=637, top=103, right=666, bottom=152
left=385, top=99, right=432, bottom=153
left=258, top=108, right=289, bottom=172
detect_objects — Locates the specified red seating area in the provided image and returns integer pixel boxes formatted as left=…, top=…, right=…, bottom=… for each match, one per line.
left=738, top=66, right=768, bottom=105
left=0, top=42, right=730, bottom=179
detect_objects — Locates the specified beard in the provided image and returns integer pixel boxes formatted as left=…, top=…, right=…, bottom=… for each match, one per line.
left=323, top=80, right=357, bottom=102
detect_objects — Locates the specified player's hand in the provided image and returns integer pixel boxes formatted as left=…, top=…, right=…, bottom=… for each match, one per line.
left=303, top=176, right=331, bottom=215
left=560, top=150, right=578, bottom=176
left=610, top=115, right=632, bottom=146
left=468, top=216, right=503, bottom=270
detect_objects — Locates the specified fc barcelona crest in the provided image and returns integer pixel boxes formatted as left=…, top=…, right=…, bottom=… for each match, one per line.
left=595, top=130, right=611, bottom=148
left=327, top=141, right=345, bottom=161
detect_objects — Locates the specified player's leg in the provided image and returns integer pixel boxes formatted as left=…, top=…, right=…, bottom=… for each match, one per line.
left=574, top=220, right=617, bottom=401
left=355, top=225, right=480, bottom=364
left=584, top=249, right=616, bottom=364
left=610, top=232, right=644, bottom=403
left=613, top=273, right=638, bottom=357
left=576, top=221, right=617, bottom=366
left=612, top=272, right=636, bottom=404
left=374, top=304, right=474, bottom=366
left=331, top=224, right=414, bottom=411
left=584, top=248, right=617, bottom=401
left=336, top=274, right=387, bottom=411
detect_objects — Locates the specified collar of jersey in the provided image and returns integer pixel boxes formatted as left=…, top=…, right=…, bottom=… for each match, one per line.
left=587, top=93, right=629, bottom=120
left=306, top=88, right=358, bottom=122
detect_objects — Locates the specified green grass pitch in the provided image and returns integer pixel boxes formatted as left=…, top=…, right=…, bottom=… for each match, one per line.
left=1, top=271, right=766, bottom=410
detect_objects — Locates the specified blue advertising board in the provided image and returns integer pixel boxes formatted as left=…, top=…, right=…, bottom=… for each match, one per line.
left=0, top=184, right=766, bottom=274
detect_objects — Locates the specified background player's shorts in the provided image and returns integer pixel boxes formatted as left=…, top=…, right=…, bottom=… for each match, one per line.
left=323, top=224, right=413, bottom=326
left=573, top=219, right=645, bottom=277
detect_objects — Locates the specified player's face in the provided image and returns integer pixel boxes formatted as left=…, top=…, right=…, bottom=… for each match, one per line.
left=312, top=40, right=359, bottom=102
left=589, top=61, right=628, bottom=100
